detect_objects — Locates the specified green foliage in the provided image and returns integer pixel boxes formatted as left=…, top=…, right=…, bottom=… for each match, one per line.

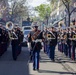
left=35, top=4, right=51, bottom=20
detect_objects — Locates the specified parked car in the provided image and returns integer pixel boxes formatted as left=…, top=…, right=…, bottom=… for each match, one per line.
left=23, top=30, right=31, bottom=42
left=22, top=26, right=31, bottom=47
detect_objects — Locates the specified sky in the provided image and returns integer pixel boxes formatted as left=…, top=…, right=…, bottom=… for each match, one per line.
left=27, top=0, right=50, bottom=16
left=28, top=0, right=50, bottom=7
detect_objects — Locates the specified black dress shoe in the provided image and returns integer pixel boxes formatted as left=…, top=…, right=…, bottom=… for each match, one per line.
left=51, top=59, right=55, bottom=62
left=33, top=68, right=36, bottom=71
left=37, top=68, right=39, bottom=71
left=52, top=60, right=55, bottom=62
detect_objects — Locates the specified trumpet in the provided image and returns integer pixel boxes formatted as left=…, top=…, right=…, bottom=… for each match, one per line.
left=6, top=21, right=18, bottom=40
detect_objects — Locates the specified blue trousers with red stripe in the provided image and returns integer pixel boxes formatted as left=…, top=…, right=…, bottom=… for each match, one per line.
left=33, top=51, right=40, bottom=69
left=71, top=45, right=76, bottom=60
left=49, top=45, right=55, bottom=60
left=68, top=44, right=71, bottom=58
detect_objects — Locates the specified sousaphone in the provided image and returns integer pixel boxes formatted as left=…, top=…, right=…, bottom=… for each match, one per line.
left=6, top=21, right=14, bottom=30
left=6, top=21, right=18, bottom=40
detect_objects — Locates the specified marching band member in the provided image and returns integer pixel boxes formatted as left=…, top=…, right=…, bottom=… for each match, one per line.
left=58, top=28, right=63, bottom=52
left=62, top=28, right=68, bottom=56
left=28, top=23, right=44, bottom=71
left=11, top=28, right=18, bottom=60
left=43, top=27, right=48, bottom=54
left=1, top=27, right=7, bottom=53
left=16, top=27, right=24, bottom=55
left=0, top=23, right=9, bottom=56
left=60, top=29, right=65, bottom=53
left=71, top=27, right=76, bottom=60
left=18, top=30, right=24, bottom=54
left=6, top=22, right=24, bottom=60
left=48, top=26, right=57, bottom=61
left=0, top=24, right=3, bottom=56
left=11, top=26, right=23, bottom=60
left=43, top=26, right=50, bottom=55
left=67, top=28, right=72, bottom=58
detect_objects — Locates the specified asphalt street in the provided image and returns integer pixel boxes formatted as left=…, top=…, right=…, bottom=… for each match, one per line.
left=0, top=46, right=76, bottom=75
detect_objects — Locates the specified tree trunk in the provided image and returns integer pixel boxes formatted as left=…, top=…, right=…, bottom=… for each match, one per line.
left=68, top=13, right=70, bottom=27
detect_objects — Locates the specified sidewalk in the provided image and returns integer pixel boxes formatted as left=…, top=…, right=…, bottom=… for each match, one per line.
left=29, top=48, right=76, bottom=75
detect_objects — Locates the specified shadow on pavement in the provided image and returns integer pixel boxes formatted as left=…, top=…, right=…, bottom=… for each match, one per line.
left=0, top=47, right=30, bottom=75
left=38, top=69, right=76, bottom=75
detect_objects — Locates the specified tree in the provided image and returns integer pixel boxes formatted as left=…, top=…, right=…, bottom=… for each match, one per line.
left=8, top=0, right=28, bottom=22
left=35, top=4, right=51, bottom=20
left=48, top=0, right=76, bottom=27
left=61, top=0, right=75, bottom=27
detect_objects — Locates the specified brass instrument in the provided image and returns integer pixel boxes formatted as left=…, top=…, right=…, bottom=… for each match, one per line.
left=47, top=33, right=52, bottom=40
left=72, top=35, right=76, bottom=40
left=28, top=30, right=41, bottom=50
left=43, top=30, right=56, bottom=40
left=31, top=30, right=41, bottom=41
left=6, top=21, right=18, bottom=40
left=64, top=35, right=67, bottom=40
left=63, top=34, right=67, bottom=44
left=6, top=21, right=14, bottom=30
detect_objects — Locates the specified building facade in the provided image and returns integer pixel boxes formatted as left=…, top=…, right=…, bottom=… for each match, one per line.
left=50, top=0, right=76, bottom=27
left=0, top=0, right=9, bottom=23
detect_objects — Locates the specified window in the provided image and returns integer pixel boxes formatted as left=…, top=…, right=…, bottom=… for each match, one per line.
left=24, top=27, right=31, bottom=30
left=24, top=31, right=30, bottom=35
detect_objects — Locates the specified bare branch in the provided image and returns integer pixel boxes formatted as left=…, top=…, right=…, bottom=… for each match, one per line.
left=70, top=7, right=76, bottom=15
left=62, top=0, right=68, bottom=9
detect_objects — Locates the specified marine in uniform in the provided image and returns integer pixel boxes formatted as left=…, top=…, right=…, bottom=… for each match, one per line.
left=28, top=23, right=44, bottom=70
left=0, top=23, right=9, bottom=56
left=48, top=27, right=57, bottom=61
left=0, top=24, right=2, bottom=56
left=71, top=27, right=76, bottom=60
left=67, top=28, right=72, bottom=58
left=1, top=28, right=7, bottom=53
left=11, top=29, right=18, bottom=60
left=58, top=28, right=63, bottom=52
left=62, top=29, right=68, bottom=56
left=16, top=27, right=24, bottom=56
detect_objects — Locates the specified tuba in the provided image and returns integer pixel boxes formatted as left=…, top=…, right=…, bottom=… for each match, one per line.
left=6, top=21, right=14, bottom=30
left=6, top=21, right=18, bottom=40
